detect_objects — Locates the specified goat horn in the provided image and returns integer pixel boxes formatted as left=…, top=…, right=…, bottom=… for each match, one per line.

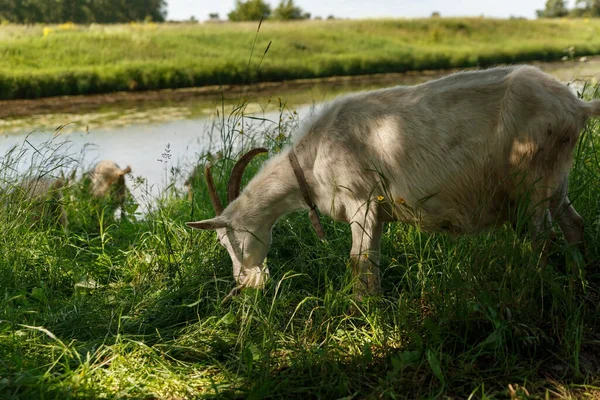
left=227, top=147, right=268, bottom=203
left=205, top=162, right=224, bottom=215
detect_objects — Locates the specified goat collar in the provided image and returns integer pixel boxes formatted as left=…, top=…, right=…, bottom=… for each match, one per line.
left=288, top=149, right=326, bottom=240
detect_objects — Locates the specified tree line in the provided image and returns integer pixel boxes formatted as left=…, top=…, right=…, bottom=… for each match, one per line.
left=0, top=0, right=167, bottom=24
left=226, top=0, right=312, bottom=22
left=538, top=0, right=600, bottom=18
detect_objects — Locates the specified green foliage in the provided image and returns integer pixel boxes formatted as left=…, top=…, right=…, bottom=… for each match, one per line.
left=536, top=0, right=569, bottom=18
left=536, top=0, right=600, bottom=17
left=0, top=0, right=167, bottom=24
left=228, top=0, right=271, bottom=22
left=1, top=85, right=600, bottom=397
left=574, top=0, right=600, bottom=16
left=2, top=19, right=600, bottom=100
left=273, top=0, right=310, bottom=20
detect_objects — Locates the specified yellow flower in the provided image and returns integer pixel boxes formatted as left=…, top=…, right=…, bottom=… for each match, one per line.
left=59, top=22, right=74, bottom=30
left=391, top=258, right=397, bottom=262
left=377, top=195, right=385, bottom=202
left=395, top=197, right=405, bottom=204
left=43, top=27, right=52, bottom=37
left=585, top=18, right=590, bottom=24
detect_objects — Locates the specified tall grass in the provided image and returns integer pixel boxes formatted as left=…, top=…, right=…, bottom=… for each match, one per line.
left=2, top=18, right=600, bottom=100
left=1, top=81, right=600, bottom=398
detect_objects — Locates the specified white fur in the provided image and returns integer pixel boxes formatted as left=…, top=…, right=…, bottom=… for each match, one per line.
left=190, top=66, right=599, bottom=296
left=86, top=160, right=132, bottom=217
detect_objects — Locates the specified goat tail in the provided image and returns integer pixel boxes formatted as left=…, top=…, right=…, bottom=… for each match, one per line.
left=121, top=165, right=132, bottom=176
left=585, top=99, right=600, bottom=117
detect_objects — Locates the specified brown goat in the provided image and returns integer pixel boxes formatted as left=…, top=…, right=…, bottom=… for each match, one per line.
left=84, top=160, right=132, bottom=219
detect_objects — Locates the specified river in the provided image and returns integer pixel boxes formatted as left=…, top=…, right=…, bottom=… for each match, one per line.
left=1, top=58, right=599, bottom=204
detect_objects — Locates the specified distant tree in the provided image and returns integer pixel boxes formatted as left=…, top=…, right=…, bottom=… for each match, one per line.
left=0, top=0, right=167, bottom=23
left=208, top=12, right=220, bottom=20
left=431, top=11, right=441, bottom=18
left=326, top=14, right=335, bottom=20
left=228, top=0, right=271, bottom=21
left=536, top=0, right=569, bottom=18
left=273, top=0, right=309, bottom=20
left=573, top=0, right=600, bottom=16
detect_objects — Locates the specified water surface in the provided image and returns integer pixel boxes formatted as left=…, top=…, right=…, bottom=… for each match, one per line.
left=1, top=59, right=599, bottom=202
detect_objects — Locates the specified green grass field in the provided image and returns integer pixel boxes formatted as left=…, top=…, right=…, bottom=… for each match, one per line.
left=2, top=18, right=600, bottom=100
left=1, top=93, right=600, bottom=398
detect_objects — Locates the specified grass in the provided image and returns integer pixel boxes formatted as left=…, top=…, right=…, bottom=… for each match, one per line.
left=1, top=84, right=600, bottom=399
left=3, top=18, right=600, bottom=100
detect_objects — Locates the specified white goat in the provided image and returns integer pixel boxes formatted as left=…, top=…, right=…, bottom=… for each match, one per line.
left=187, top=66, right=600, bottom=297
left=85, top=160, right=132, bottom=218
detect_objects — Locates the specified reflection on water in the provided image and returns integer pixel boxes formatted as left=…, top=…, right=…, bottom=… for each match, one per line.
left=1, top=58, right=599, bottom=204
left=0, top=102, right=305, bottom=204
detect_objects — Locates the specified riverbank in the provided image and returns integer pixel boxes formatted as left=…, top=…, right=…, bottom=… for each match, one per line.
left=2, top=18, right=600, bottom=101
left=3, top=55, right=600, bottom=122
left=0, top=69, right=447, bottom=119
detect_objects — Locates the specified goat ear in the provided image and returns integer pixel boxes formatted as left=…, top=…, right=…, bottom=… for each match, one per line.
left=186, top=216, right=229, bottom=230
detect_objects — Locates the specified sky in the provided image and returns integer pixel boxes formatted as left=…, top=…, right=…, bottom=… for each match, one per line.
left=167, top=0, right=568, bottom=22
